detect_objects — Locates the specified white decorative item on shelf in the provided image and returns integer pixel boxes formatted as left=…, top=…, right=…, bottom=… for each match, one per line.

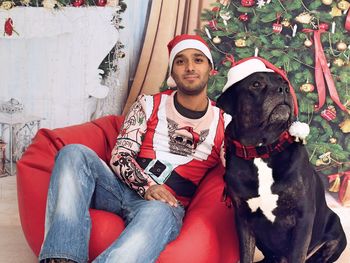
left=0, top=98, right=24, bottom=114
left=0, top=139, right=6, bottom=177
left=0, top=108, right=42, bottom=175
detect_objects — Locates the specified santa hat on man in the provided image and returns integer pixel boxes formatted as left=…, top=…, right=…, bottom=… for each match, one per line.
left=222, top=57, right=310, bottom=143
left=166, top=34, right=214, bottom=88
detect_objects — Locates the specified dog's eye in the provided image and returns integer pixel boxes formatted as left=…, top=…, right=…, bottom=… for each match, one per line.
left=252, top=81, right=260, bottom=88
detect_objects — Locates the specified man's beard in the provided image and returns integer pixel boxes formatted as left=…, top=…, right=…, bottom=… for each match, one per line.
left=175, top=78, right=208, bottom=96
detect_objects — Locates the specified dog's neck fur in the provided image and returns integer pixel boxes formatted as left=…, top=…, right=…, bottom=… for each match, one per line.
left=227, top=130, right=295, bottom=159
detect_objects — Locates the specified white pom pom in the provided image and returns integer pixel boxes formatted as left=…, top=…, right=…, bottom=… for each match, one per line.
left=289, top=121, right=310, bottom=144
left=167, top=76, right=177, bottom=88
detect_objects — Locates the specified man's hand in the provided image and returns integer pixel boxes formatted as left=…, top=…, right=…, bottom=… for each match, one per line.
left=145, top=185, right=178, bottom=207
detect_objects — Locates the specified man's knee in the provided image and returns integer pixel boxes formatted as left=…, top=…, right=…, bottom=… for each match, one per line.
left=56, top=144, right=93, bottom=161
left=141, top=201, right=184, bottom=231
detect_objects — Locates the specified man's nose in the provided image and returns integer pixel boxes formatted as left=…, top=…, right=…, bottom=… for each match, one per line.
left=185, top=61, right=195, bottom=71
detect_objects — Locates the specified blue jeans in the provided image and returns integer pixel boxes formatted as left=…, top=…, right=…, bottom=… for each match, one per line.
left=39, top=144, right=185, bottom=263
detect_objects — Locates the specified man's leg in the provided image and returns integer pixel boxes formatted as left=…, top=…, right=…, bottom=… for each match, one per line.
left=39, top=144, right=125, bottom=263
left=93, top=195, right=185, bottom=263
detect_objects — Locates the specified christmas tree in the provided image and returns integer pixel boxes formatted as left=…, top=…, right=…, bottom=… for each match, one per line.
left=200, top=0, right=350, bottom=177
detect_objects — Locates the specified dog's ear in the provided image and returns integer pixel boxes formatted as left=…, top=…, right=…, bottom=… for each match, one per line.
left=216, top=87, right=236, bottom=115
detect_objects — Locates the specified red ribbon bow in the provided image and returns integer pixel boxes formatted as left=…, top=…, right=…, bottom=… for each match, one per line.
left=302, top=28, right=347, bottom=112
left=328, top=171, right=350, bottom=205
left=346, top=10, right=350, bottom=31
left=338, top=172, right=350, bottom=205
left=222, top=54, right=235, bottom=66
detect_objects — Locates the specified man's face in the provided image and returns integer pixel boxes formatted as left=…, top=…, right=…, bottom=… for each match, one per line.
left=171, top=48, right=212, bottom=96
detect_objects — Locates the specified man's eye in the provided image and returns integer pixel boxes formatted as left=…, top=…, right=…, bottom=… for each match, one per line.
left=195, top=58, right=204, bottom=63
left=175, top=59, right=184, bottom=65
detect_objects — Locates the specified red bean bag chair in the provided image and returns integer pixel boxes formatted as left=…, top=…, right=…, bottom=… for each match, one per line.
left=17, top=115, right=239, bottom=262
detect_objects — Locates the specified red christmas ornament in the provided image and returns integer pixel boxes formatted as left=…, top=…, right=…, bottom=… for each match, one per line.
left=319, top=23, right=329, bottom=30
left=212, top=6, right=220, bottom=12
left=241, top=0, right=255, bottom=7
left=208, top=20, right=218, bottom=30
left=4, top=18, right=14, bottom=36
left=273, top=22, right=283, bottom=33
left=210, top=69, right=219, bottom=76
left=321, top=105, right=337, bottom=121
left=72, top=0, right=84, bottom=7
left=273, top=13, right=283, bottom=33
left=96, top=0, right=107, bottom=6
left=239, top=13, right=249, bottom=22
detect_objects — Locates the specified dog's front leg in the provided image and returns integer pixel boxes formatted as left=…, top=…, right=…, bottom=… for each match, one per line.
left=236, top=212, right=255, bottom=263
left=287, top=210, right=314, bottom=263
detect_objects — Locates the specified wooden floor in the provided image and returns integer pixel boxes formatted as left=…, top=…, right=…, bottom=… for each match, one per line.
left=0, top=175, right=37, bottom=262
left=0, top=174, right=349, bottom=262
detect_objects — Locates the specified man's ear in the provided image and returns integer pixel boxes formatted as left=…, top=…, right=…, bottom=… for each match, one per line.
left=216, top=87, right=236, bottom=115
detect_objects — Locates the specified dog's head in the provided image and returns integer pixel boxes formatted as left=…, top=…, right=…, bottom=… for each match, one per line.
left=217, top=58, right=297, bottom=146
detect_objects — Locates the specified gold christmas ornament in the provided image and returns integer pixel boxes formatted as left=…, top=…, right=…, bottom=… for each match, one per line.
left=339, top=118, right=350, bottom=133
left=20, top=0, right=31, bottom=5
left=337, top=0, right=350, bottom=11
left=300, top=83, right=315, bottom=92
left=315, top=159, right=325, bottom=166
left=235, top=38, right=247, bottom=48
left=315, top=159, right=326, bottom=166
left=329, top=175, right=341, bottom=192
left=336, top=41, right=348, bottom=51
left=319, top=152, right=332, bottom=164
left=333, top=58, right=345, bottom=67
left=321, top=0, right=333, bottom=5
left=213, top=36, right=222, bottom=44
left=295, top=12, right=313, bottom=24
left=0, top=1, right=13, bottom=9
left=304, top=39, right=313, bottom=47
left=330, top=6, right=343, bottom=17
left=329, top=137, right=337, bottom=144
left=42, top=0, right=58, bottom=9
left=281, top=19, right=291, bottom=27
left=107, top=0, right=119, bottom=7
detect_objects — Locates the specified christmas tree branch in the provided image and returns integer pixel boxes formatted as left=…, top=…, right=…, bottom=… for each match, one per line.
left=277, top=0, right=287, bottom=13
left=309, top=147, right=318, bottom=162
left=316, top=161, right=350, bottom=172
left=299, top=0, right=311, bottom=13
left=207, top=39, right=231, bottom=56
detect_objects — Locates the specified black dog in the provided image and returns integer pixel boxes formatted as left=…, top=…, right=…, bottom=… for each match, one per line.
left=217, top=64, right=347, bottom=262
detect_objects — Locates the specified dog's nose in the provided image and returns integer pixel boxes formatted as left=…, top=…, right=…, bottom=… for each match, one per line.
left=278, top=86, right=290, bottom=94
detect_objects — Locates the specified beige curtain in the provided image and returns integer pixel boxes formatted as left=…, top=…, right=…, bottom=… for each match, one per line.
left=122, top=0, right=215, bottom=115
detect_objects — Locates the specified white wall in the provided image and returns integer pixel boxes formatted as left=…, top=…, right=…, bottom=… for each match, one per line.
left=0, top=2, right=150, bottom=129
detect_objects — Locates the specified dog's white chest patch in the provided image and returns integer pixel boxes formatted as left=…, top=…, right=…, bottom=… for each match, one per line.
left=246, top=158, right=278, bottom=223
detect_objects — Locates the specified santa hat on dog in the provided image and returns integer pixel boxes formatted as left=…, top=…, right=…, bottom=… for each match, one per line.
left=167, top=34, right=214, bottom=87
left=223, top=57, right=310, bottom=143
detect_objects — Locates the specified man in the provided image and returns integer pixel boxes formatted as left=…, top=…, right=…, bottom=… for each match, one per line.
left=39, top=34, right=230, bottom=263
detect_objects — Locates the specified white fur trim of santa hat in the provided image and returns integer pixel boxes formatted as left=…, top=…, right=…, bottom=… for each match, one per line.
left=167, top=35, right=214, bottom=87
left=222, top=58, right=274, bottom=92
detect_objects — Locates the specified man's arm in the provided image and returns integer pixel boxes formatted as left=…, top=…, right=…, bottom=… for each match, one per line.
left=110, top=95, right=154, bottom=197
left=110, top=95, right=178, bottom=206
